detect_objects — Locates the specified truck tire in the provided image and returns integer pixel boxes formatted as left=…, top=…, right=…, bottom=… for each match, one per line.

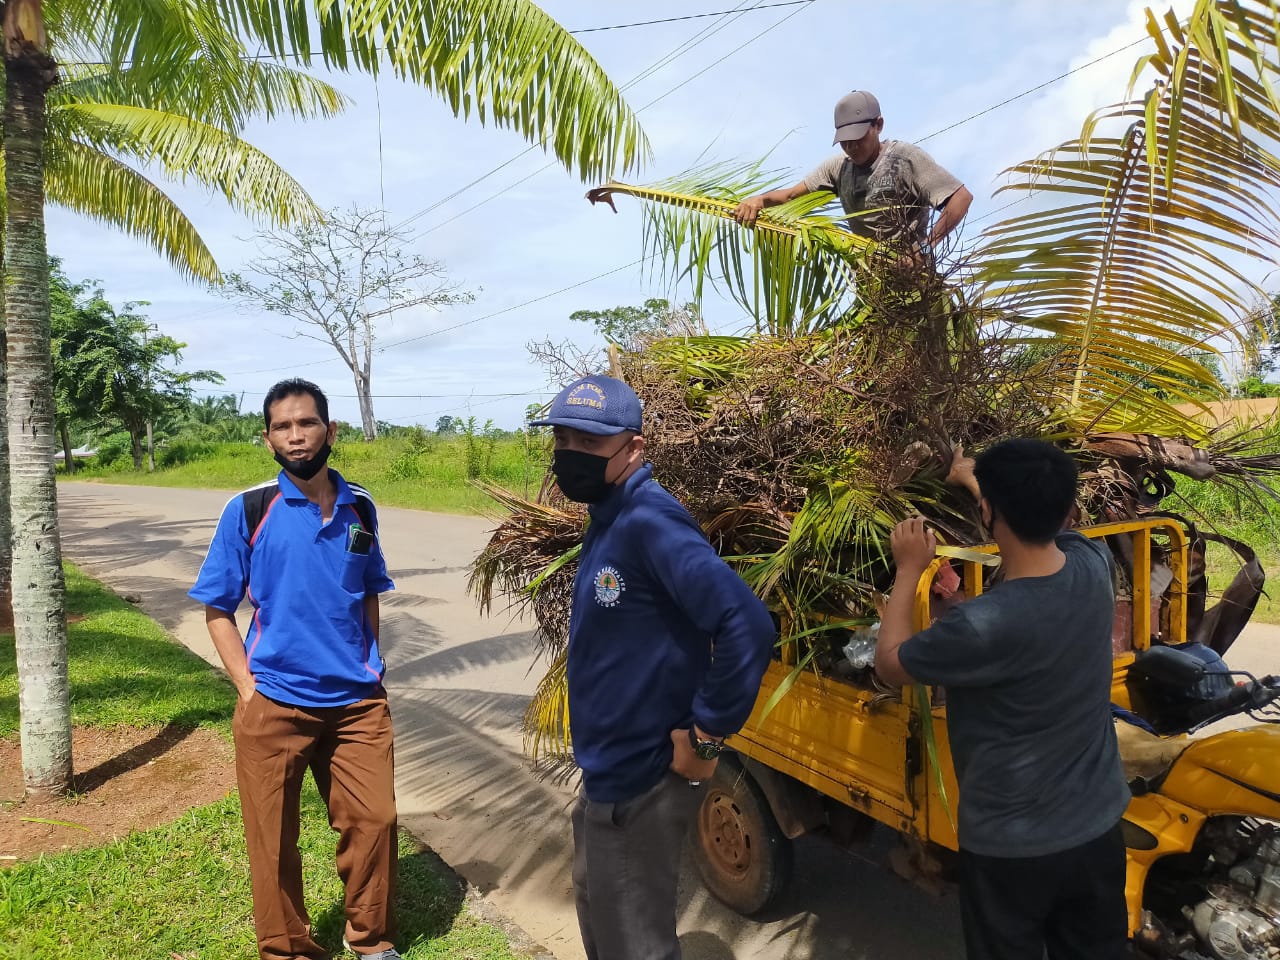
left=690, top=756, right=793, bottom=916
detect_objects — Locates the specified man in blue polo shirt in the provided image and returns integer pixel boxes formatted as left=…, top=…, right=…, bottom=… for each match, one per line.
left=190, top=378, right=400, bottom=960
left=530, top=374, right=775, bottom=960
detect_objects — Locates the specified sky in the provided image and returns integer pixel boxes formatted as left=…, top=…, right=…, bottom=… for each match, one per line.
left=47, top=0, right=1199, bottom=431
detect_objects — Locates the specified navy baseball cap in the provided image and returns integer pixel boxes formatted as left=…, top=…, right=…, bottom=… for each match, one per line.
left=530, top=375, right=643, bottom=436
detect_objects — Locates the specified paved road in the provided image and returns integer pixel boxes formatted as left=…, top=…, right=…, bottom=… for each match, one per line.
left=56, top=482, right=1280, bottom=960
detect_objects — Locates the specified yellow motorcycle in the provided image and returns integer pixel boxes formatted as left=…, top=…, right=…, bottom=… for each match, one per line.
left=692, top=519, right=1280, bottom=959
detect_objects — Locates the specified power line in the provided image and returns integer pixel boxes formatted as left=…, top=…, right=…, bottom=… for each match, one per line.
left=62, top=3, right=807, bottom=68
left=403, top=0, right=815, bottom=239
left=220, top=259, right=644, bottom=376
left=916, top=32, right=1156, bottom=144
left=394, top=0, right=782, bottom=233
left=570, top=2, right=813, bottom=35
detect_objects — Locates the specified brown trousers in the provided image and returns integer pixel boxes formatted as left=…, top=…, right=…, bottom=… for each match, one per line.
left=233, top=691, right=398, bottom=960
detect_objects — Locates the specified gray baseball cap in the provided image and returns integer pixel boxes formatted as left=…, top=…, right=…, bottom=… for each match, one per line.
left=833, top=90, right=881, bottom=144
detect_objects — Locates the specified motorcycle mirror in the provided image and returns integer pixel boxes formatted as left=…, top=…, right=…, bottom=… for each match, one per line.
left=1129, top=645, right=1208, bottom=687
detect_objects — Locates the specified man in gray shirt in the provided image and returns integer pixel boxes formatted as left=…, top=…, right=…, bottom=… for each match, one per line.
left=875, top=439, right=1130, bottom=960
left=733, top=90, right=972, bottom=262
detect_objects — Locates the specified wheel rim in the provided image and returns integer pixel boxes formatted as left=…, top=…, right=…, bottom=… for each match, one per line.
left=699, top=788, right=753, bottom=881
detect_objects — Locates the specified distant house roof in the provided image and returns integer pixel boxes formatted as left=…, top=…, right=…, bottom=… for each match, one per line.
left=1173, top=398, right=1280, bottom=428
left=54, top=446, right=96, bottom=460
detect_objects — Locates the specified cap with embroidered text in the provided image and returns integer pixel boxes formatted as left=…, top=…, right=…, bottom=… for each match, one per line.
left=530, top=375, right=643, bottom=436
left=833, top=90, right=881, bottom=145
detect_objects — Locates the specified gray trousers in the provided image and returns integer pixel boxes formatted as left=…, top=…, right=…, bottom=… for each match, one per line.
left=572, top=771, right=705, bottom=960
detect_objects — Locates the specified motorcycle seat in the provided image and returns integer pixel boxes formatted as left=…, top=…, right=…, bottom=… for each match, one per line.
left=1114, top=717, right=1189, bottom=783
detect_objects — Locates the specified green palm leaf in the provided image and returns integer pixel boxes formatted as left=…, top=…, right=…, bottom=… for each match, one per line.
left=56, top=57, right=349, bottom=133
left=593, top=163, right=870, bottom=335
left=42, top=142, right=219, bottom=282
left=80, top=0, right=649, bottom=182
left=976, top=0, right=1280, bottom=434
left=54, top=102, right=320, bottom=227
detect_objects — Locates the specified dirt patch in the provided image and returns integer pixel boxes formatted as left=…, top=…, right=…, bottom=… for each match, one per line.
left=0, top=725, right=236, bottom=864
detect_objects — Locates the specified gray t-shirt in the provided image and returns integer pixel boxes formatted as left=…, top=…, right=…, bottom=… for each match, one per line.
left=802, top=140, right=963, bottom=241
left=897, top=532, right=1130, bottom=858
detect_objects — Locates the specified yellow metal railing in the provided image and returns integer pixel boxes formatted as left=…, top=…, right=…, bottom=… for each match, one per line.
left=911, top=519, right=1189, bottom=650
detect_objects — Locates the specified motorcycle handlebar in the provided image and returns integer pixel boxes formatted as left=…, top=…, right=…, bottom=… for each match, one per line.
left=1185, top=676, right=1280, bottom=728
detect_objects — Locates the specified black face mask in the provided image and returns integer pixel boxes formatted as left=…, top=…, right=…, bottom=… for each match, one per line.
left=274, top=442, right=332, bottom=482
left=552, top=440, right=630, bottom=504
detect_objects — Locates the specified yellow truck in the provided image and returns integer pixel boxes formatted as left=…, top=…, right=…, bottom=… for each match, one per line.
left=692, top=518, right=1280, bottom=960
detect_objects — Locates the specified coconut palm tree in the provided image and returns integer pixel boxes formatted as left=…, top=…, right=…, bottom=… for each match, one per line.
left=2, top=21, right=344, bottom=799
left=5, top=0, right=647, bottom=797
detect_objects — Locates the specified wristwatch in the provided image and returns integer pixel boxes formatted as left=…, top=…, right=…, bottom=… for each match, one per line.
left=688, top=727, right=725, bottom=761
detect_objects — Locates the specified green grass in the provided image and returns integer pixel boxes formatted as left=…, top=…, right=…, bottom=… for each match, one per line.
left=0, top=566, right=236, bottom=737
left=68, top=434, right=550, bottom=515
left=0, top=566, right=526, bottom=959
left=1172, top=475, right=1280, bottom=625
left=0, top=786, right=519, bottom=960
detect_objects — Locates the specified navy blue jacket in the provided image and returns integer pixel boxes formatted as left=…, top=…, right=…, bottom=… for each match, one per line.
left=567, top=464, right=775, bottom=802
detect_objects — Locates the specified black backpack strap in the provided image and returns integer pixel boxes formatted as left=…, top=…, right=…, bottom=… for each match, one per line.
left=242, top=481, right=376, bottom=548
left=241, top=483, right=282, bottom=547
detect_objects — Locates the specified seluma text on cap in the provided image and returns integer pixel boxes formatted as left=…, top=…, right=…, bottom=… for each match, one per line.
left=833, top=90, right=881, bottom=144
left=529, top=374, right=643, bottom=436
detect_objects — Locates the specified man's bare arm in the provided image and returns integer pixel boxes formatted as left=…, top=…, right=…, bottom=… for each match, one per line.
left=733, top=181, right=811, bottom=224
left=363, top=593, right=380, bottom=640
left=928, top=185, right=973, bottom=247
left=875, top=518, right=935, bottom=686
left=205, top=606, right=255, bottom=701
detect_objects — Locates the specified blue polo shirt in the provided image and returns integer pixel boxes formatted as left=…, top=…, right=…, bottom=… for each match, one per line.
left=189, top=469, right=395, bottom=708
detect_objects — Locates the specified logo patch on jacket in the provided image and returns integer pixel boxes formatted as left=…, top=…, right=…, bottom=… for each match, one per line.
left=593, top=565, right=624, bottom=607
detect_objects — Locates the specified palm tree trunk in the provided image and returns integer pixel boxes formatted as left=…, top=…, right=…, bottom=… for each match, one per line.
left=4, top=0, right=70, bottom=799
left=0, top=249, right=14, bottom=636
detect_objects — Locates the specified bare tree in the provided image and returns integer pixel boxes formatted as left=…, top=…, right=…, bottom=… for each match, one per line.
left=224, top=206, right=474, bottom=439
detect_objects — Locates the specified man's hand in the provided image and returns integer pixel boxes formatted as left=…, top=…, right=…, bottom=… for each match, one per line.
left=732, top=195, right=765, bottom=225
left=235, top=675, right=256, bottom=703
left=945, top=445, right=979, bottom=501
left=669, top=727, right=718, bottom=783
left=585, top=187, right=617, bottom=213
left=891, top=516, right=937, bottom=580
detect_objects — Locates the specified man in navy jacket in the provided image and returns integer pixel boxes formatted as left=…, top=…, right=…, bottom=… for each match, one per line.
left=531, top=375, right=775, bottom=960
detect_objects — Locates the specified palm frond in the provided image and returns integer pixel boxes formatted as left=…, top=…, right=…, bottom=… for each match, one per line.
left=54, top=102, right=321, bottom=227
left=78, top=0, right=649, bottom=182
left=41, top=143, right=220, bottom=282
left=977, top=0, right=1280, bottom=430
left=56, top=58, right=349, bottom=134
left=593, top=163, right=870, bottom=335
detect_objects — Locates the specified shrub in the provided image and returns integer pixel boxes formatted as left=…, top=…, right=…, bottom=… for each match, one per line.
left=92, top=432, right=133, bottom=468
left=157, top=439, right=218, bottom=469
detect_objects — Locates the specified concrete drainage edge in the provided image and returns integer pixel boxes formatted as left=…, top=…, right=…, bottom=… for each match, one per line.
left=462, top=884, right=559, bottom=959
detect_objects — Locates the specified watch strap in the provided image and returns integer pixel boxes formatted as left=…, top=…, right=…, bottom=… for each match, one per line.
left=688, top=726, right=725, bottom=760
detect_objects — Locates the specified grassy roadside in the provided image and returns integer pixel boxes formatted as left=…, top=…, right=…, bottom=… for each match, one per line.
left=0, top=565, right=526, bottom=960
left=67, top=434, right=549, bottom=516
left=1173, top=476, right=1280, bottom=625
left=62, top=434, right=1280, bottom=625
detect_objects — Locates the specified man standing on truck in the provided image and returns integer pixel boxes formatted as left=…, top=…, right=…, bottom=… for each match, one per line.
left=530, top=374, right=775, bottom=960
left=733, top=90, right=973, bottom=263
left=874, top=439, right=1130, bottom=960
